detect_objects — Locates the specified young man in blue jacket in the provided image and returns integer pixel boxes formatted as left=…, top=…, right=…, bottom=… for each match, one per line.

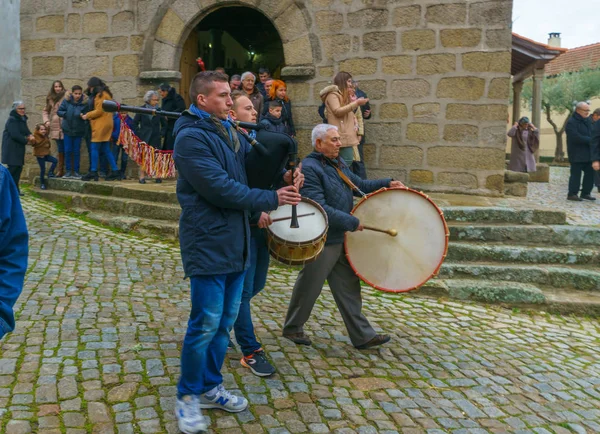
left=0, top=165, right=28, bottom=341
left=172, top=71, right=300, bottom=434
left=282, top=124, right=403, bottom=350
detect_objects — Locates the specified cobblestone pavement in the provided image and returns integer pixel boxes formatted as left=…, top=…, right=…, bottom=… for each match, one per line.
left=527, top=167, right=600, bottom=226
left=1, top=195, right=600, bottom=434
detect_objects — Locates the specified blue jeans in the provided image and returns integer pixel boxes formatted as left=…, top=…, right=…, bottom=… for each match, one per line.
left=177, top=271, right=246, bottom=397
left=37, top=155, right=58, bottom=181
left=64, top=135, right=82, bottom=173
left=90, top=141, right=118, bottom=172
left=234, top=231, right=270, bottom=356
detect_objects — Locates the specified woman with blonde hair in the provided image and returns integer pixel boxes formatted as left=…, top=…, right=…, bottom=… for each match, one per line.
left=319, top=72, right=368, bottom=166
left=42, top=80, right=66, bottom=177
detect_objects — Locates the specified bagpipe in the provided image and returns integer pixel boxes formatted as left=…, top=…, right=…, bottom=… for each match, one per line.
left=102, top=100, right=301, bottom=226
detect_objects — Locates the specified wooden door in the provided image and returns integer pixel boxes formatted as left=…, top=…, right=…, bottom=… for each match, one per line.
left=180, top=31, right=199, bottom=107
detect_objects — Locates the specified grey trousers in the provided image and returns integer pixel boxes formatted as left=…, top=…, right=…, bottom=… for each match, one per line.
left=283, top=244, right=377, bottom=347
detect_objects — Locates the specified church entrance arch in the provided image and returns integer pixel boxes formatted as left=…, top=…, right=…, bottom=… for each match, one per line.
left=180, top=6, right=284, bottom=106
left=145, top=1, right=315, bottom=106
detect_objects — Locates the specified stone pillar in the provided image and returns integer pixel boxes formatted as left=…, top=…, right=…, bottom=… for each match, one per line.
left=531, top=69, right=544, bottom=129
left=512, top=80, right=523, bottom=123
left=532, top=68, right=544, bottom=161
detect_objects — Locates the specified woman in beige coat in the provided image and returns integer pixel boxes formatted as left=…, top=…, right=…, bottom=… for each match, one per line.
left=42, top=80, right=65, bottom=177
left=319, top=72, right=369, bottom=166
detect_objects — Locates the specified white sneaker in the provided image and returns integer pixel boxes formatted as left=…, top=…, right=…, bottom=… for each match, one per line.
left=199, top=385, right=248, bottom=413
left=176, top=395, right=208, bottom=433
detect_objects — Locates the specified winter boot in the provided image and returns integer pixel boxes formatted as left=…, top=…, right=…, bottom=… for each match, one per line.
left=81, top=171, right=99, bottom=182
left=57, top=152, right=65, bottom=177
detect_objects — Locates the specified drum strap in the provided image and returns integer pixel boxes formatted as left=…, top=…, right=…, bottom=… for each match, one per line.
left=324, top=158, right=366, bottom=197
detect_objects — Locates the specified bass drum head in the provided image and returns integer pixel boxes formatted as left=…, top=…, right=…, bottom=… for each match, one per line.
left=269, top=198, right=328, bottom=244
left=345, top=188, right=448, bottom=293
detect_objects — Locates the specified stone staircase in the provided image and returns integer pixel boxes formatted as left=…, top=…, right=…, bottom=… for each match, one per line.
left=33, top=178, right=600, bottom=315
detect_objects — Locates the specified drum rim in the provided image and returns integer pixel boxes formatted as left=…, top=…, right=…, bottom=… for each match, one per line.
left=267, top=196, right=329, bottom=246
left=344, top=186, right=449, bottom=294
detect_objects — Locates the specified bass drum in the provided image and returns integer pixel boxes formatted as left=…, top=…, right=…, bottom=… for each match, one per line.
left=266, top=197, right=328, bottom=266
left=345, top=187, right=448, bottom=293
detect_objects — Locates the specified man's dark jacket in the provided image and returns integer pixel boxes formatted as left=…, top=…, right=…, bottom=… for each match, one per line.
left=0, top=165, right=28, bottom=340
left=301, top=151, right=390, bottom=245
left=162, top=88, right=186, bottom=150
left=1, top=110, right=31, bottom=167
left=566, top=112, right=593, bottom=163
left=173, top=112, right=278, bottom=277
left=591, top=120, right=600, bottom=163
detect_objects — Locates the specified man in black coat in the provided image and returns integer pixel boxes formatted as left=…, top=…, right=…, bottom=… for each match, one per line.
left=590, top=110, right=600, bottom=192
left=1, top=102, right=34, bottom=196
left=159, top=83, right=186, bottom=151
left=565, top=102, right=595, bottom=201
left=591, top=108, right=600, bottom=191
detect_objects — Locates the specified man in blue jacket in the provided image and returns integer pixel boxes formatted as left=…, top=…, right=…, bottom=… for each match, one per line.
left=282, top=124, right=403, bottom=350
left=0, top=165, right=28, bottom=341
left=172, top=71, right=300, bottom=434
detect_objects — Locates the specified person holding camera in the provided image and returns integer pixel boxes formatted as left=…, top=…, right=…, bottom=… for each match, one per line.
left=507, top=116, right=539, bottom=173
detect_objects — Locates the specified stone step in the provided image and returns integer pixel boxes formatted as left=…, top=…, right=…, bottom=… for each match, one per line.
left=441, top=206, right=566, bottom=225
left=417, top=279, right=600, bottom=316
left=36, top=189, right=181, bottom=222
left=36, top=178, right=568, bottom=226
left=448, top=224, right=600, bottom=246
left=35, top=177, right=179, bottom=204
left=447, top=242, right=600, bottom=265
left=78, top=210, right=179, bottom=240
left=438, top=262, right=600, bottom=291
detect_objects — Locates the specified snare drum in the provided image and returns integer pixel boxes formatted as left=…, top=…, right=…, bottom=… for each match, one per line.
left=266, top=197, right=328, bottom=266
left=345, top=187, right=448, bottom=293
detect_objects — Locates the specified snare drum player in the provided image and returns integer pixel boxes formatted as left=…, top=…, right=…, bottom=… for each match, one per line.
left=229, top=90, right=304, bottom=377
left=282, top=124, right=403, bottom=350
left=172, top=71, right=301, bottom=434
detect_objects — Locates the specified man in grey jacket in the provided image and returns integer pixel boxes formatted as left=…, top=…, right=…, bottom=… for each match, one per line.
left=282, top=124, right=403, bottom=350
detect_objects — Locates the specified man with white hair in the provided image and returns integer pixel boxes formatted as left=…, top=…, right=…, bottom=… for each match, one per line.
left=566, top=101, right=595, bottom=201
left=282, top=124, right=404, bottom=350
left=240, top=71, right=263, bottom=116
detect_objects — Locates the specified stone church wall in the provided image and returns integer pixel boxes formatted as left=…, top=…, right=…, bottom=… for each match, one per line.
left=20, top=0, right=513, bottom=195
left=1, top=0, right=23, bottom=154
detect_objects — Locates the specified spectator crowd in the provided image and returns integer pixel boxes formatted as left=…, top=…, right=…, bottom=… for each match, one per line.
left=2, top=67, right=373, bottom=194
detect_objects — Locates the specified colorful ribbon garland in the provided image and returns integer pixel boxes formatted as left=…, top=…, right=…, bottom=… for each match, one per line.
left=116, top=114, right=176, bottom=179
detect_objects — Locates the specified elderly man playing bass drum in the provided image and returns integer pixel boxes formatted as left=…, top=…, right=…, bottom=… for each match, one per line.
left=282, top=124, right=404, bottom=350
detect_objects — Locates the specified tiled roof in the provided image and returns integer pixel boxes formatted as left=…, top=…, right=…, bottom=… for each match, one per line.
left=545, top=42, right=600, bottom=76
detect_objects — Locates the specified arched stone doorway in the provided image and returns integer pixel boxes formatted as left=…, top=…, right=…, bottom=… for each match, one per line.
left=141, top=0, right=315, bottom=97
left=179, top=6, right=285, bottom=106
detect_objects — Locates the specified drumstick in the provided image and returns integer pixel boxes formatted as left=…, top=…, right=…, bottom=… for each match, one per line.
left=362, top=225, right=398, bottom=237
left=250, top=212, right=315, bottom=226
left=272, top=212, right=315, bottom=223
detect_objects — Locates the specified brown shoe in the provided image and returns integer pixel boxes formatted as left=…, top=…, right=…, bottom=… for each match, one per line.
left=355, top=334, right=391, bottom=350
left=282, top=332, right=312, bottom=346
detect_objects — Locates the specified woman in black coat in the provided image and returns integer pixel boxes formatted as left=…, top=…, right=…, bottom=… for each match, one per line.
left=1, top=101, right=34, bottom=196
left=133, top=90, right=166, bottom=184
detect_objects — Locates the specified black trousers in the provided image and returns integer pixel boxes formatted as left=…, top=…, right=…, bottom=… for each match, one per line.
left=568, top=162, right=595, bottom=196
left=7, top=165, right=23, bottom=192
left=594, top=170, right=600, bottom=188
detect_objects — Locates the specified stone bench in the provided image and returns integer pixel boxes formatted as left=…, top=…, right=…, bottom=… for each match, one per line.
left=504, top=170, right=528, bottom=197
